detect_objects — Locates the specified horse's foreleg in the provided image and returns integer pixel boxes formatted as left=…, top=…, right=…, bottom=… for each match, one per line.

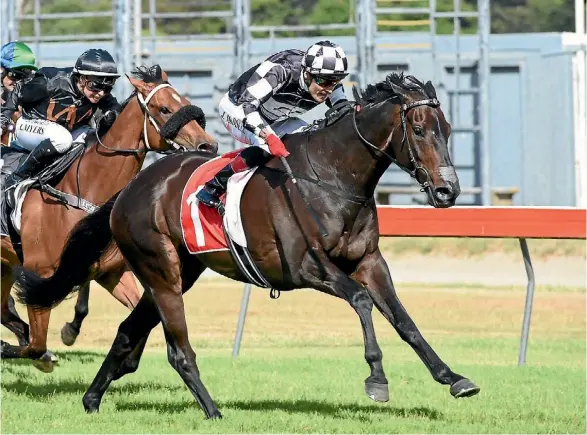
left=61, top=283, right=90, bottom=346
left=300, top=251, right=389, bottom=402
left=354, top=249, right=480, bottom=398
left=22, top=306, right=57, bottom=373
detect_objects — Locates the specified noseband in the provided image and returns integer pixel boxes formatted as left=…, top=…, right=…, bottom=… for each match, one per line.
left=97, top=83, right=206, bottom=155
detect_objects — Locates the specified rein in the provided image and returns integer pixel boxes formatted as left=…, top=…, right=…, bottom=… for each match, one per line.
left=277, top=96, right=441, bottom=205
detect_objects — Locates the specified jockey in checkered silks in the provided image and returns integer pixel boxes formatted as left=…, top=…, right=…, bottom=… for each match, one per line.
left=196, top=40, right=350, bottom=210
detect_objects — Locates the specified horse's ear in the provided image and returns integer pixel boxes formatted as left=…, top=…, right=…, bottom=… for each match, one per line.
left=424, top=80, right=437, bottom=98
left=389, top=82, right=405, bottom=98
left=127, top=75, right=149, bottom=94
left=161, top=69, right=168, bottom=82
left=352, top=85, right=362, bottom=102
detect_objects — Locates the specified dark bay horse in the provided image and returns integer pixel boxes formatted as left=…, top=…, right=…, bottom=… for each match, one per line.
left=3, top=64, right=217, bottom=372
left=16, top=73, right=479, bottom=417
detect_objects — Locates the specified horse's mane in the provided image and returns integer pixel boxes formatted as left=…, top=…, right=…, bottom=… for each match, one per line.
left=120, top=65, right=167, bottom=110
left=352, top=72, right=437, bottom=106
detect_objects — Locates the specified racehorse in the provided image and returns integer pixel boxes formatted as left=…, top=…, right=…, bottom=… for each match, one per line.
left=3, top=64, right=217, bottom=372
left=16, top=73, right=479, bottom=417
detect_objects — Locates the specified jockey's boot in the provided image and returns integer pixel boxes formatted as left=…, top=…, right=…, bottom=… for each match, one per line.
left=196, top=154, right=250, bottom=213
left=3, top=139, right=60, bottom=191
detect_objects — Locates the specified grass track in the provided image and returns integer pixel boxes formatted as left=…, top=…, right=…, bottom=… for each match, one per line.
left=1, top=279, right=585, bottom=433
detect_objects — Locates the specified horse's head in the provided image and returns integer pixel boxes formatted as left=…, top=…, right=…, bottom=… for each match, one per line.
left=127, top=65, right=217, bottom=154
left=353, top=73, right=460, bottom=208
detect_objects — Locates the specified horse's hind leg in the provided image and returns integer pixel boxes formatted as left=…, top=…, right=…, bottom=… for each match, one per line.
left=1, top=285, right=30, bottom=346
left=83, top=291, right=161, bottom=413
left=83, top=253, right=215, bottom=416
left=1, top=248, right=30, bottom=346
left=61, top=283, right=90, bottom=346
left=130, top=244, right=220, bottom=419
left=354, top=249, right=480, bottom=399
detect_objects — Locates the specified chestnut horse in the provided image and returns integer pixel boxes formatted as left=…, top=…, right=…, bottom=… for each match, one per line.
left=3, top=64, right=217, bottom=372
left=17, top=73, right=479, bottom=416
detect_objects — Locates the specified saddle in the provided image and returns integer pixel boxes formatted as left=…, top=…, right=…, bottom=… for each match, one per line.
left=1, top=134, right=97, bottom=240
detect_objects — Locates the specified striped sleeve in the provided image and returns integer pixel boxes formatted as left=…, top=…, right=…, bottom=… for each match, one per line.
left=237, top=60, right=288, bottom=131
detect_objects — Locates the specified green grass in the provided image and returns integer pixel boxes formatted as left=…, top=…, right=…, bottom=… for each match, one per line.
left=378, top=237, right=586, bottom=259
left=2, top=337, right=585, bottom=434
left=1, top=280, right=585, bottom=433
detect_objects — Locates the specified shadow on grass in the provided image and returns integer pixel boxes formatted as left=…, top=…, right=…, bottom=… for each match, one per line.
left=115, top=398, right=443, bottom=420
left=2, top=377, right=181, bottom=399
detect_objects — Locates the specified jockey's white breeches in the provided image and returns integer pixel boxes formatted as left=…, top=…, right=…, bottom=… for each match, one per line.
left=13, top=117, right=92, bottom=153
left=218, top=92, right=308, bottom=152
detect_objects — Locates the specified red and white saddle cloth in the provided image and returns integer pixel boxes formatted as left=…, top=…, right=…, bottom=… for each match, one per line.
left=180, top=149, right=257, bottom=255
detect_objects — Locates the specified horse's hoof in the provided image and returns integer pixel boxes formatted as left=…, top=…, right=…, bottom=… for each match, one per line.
left=450, top=378, right=480, bottom=398
left=83, top=393, right=101, bottom=413
left=207, top=410, right=223, bottom=419
left=61, top=323, right=79, bottom=346
left=365, top=381, right=389, bottom=402
left=32, top=352, right=57, bottom=373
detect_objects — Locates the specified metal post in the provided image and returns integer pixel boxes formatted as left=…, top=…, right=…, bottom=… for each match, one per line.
left=517, top=238, right=535, bottom=366
left=452, top=0, right=461, bottom=158
left=1, top=0, right=18, bottom=44
left=33, top=0, right=41, bottom=63
left=478, top=0, right=491, bottom=205
left=429, top=0, right=437, bottom=83
left=133, top=0, right=142, bottom=68
left=574, top=0, right=587, bottom=207
left=232, top=283, right=252, bottom=358
left=114, top=0, right=132, bottom=99
left=148, top=0, right=156, bottom=64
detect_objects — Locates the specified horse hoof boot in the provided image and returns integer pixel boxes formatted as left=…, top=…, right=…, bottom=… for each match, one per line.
left=365, top=381, right=389, bottom=402
left=32, top=352, right=57, bottom=373
left=450, top=378, right=480, bottom=398
left=83, top=393, right=101, bottom=413
left=61, top=322, right=79, bottom=346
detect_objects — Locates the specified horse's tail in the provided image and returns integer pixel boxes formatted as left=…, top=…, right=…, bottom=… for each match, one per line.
left=15, top=191, right=121, bottom=309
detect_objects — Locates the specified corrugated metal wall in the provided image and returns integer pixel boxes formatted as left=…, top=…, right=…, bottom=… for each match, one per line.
left=28, top=33, right=578, bottom=206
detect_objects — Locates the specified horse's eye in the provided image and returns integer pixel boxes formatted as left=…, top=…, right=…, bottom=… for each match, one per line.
left=160, top=106, right=171, bottom=115
left=413, top=125, right=424, bottom=137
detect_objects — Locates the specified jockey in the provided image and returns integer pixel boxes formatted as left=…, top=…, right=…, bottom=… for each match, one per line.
left=1, top=41, right=38, bottom=104
left=196, top=40, right=350, bottom=209
left=1, top=48, right=122, bottom=189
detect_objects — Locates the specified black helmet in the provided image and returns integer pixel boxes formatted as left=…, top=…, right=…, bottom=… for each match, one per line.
left=74, top=49, right=120, bottom=84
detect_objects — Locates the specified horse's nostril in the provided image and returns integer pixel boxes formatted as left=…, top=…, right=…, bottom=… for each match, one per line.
left=197, top=142, right=216, bottom=153
left=434, top=186, right=454, bottom=201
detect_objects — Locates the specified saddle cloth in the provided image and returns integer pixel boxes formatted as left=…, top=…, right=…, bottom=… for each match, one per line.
left=180, top=149, right=257, bottom=255
left=1, top=141, right=86, bottom=236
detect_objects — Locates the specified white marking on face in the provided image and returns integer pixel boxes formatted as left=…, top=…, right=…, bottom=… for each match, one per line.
left=172, top=93, right=182, bottom=103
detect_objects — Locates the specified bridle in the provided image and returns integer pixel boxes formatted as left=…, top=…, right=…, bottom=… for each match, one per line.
left=352, top=96, right=440, bottom=196
left=96, top=83, right=191, bottom=155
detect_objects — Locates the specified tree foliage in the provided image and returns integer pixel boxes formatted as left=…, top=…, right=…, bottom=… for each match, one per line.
left=15, top=0, right=579, bottom=38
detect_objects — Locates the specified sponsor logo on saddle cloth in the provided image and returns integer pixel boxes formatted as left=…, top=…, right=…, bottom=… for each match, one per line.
left=180, top=149, right=258, bottom=255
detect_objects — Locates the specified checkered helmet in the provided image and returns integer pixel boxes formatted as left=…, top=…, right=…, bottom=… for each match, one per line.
left=302, top=41, right=349, bottom=80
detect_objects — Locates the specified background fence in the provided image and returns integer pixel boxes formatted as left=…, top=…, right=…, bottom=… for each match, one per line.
left=1, top=0, right=586, bottom=207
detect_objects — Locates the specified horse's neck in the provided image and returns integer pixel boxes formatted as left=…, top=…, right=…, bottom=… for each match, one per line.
left=58, top=99, right=147, bottom=204
left=306, top=105, right=394, bottom=198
